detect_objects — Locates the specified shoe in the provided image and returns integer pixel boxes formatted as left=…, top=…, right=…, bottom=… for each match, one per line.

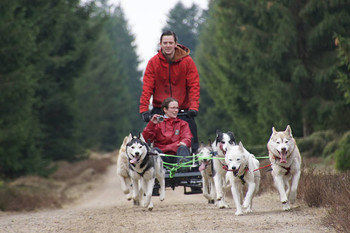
left=177, top=158, right=190, bottom=172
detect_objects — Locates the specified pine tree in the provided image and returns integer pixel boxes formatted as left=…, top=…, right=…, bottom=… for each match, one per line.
left=0, top=0, right=48, bottom=176
left=162, top=2, right=207, bottom=57
left=196, top=0, right=350, bottom=144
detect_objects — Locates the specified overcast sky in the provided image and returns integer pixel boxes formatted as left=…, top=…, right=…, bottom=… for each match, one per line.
left=110, top=0, right=209, bottom=70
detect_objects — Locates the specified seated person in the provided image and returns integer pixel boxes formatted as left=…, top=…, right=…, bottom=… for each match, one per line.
left=142, top=97, right=192, bottom=164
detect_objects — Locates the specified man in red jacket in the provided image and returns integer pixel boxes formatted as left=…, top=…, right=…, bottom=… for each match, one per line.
left=142, top=97, right=192, bottom=164
left=140, top=31, right=200, bottom=153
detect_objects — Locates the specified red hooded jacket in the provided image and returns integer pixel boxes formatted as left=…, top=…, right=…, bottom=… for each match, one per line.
left=142, top=117, right=192, bottom=155
left=139, top=44, right=200, bottom=113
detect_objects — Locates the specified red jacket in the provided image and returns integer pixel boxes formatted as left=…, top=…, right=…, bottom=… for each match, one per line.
left=142, top=118, right=192, bottom=155
left=139, top=44, right=200, bottom=113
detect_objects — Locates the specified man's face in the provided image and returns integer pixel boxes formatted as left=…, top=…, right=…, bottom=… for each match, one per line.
left=160, top=35, right=176, bottom=58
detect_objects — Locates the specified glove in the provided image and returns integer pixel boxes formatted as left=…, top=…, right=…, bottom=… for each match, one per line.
left=187, top=109, right=198, bottom=118
left=141, top=111, right=151, bottom=122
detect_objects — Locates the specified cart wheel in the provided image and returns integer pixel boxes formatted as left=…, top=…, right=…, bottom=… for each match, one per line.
left=152, top=187, right=160, bottom=196
left=190, top=187, right=202, bottom=194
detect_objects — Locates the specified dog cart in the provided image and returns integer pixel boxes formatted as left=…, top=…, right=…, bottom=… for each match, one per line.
left=153, top=158, right=203, bottom=196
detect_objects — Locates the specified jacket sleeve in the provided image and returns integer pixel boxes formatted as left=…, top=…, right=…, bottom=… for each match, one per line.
left=180, top=121, right=193, bottom=148
left=139, top=59, right=156, bottom=113
left=186, top=57, right=200, bottom=111
left=142, top=121, right=157, bottom=143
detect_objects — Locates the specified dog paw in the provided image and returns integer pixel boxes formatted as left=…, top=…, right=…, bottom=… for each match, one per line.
left=282, top=201, right=290, bottom=211
left=235, top=211, right=243, bottom=216
left=133, top=200, right=140, bottom=206
left=147, top=202, right=154, bottom=211
left=219, top=203, right=228, bottom=209
left=245, top=208, right=253, bottom=213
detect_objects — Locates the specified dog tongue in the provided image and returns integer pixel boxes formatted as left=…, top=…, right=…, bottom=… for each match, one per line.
left=280, top=151, right=287, bottom=163
left=130, top=157, right=138, bottom=164
left=199, top=162, right=206, bottom=172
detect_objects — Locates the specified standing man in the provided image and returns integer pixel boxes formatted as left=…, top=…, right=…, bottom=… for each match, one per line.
left=139, top=31, right=200, bottom=154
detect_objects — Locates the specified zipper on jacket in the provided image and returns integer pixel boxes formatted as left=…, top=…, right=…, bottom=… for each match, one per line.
left=168, top=62, right=172, bottom=96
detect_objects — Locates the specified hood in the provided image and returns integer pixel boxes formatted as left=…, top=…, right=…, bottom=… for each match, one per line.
left=173, top=44, right=190, bottom=62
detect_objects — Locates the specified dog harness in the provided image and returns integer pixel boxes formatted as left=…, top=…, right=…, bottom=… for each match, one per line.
left=272, top=154, right=292, bottom=175
left=222, top=165, right=249, bottom=185
left=129, top=153, right=153, bottom=177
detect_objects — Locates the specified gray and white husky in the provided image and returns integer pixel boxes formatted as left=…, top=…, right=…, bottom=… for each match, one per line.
left=211, top=130, right=236, bottom=208
left=267, top=125, right=301, bottom=211
left=117, top=136, right=133, bottom=200
left=125, top=133, right=165, bottom=210
left=197, top=141, right=216, bottom=204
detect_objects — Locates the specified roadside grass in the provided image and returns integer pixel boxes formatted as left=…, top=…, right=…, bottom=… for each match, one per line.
left=258, top=156, right=350, bottom=232
left=299, top=158, right=350, bottom=232
left=0, top=156, right=114, bottom=211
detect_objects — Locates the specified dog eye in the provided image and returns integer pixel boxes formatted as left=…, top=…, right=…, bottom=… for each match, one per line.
left=237, top=158, right=240, bottom=161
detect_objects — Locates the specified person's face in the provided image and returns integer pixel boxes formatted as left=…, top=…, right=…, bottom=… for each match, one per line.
left=160, top=35, right=176, bottom=58
left=164, top=101, right=179, bottom=119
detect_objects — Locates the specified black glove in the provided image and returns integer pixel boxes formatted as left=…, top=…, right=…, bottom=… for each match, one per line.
left=141, top=111, right=151, bottom=122
left=187, top=109, right=198, bottom=118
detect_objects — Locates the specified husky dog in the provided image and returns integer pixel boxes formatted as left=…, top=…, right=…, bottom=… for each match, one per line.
left=267, top=125, right=301, bottom=211
left=211, top=130, right=236, bottom=208
left=116, top=136, right=133, bottom=200
left=197, top=141, right=216, bottom=204
left=225, top=142, right=260, bottom=215
left=126, top=133, right=165, bottom=210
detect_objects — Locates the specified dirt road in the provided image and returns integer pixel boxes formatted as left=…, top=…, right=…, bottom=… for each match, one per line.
left=0, top=165, right=334, bottom=233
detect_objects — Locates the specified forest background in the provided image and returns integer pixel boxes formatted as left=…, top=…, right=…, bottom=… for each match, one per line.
left=1, top=0, right=350, bottom=178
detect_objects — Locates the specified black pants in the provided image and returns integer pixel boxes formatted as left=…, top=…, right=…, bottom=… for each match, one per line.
left=154, top=146, right=191, bottom=164
left=150, top=107, right=199, bottom=154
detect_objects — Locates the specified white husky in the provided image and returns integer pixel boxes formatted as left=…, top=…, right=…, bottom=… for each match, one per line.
left=267, top=125, right=301, bottom=211
left=125, top=133, right=165, bottom=210
left=212, top=130, right=236, bottom=208
left=116, top=136, right=133, bottom=200
left=225, top=142, right=260, bottom=215
left=197, top=142, right=216, bottom=204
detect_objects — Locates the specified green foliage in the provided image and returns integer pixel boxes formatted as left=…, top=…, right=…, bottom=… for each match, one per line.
left=0, top=0, right=141, bottom=177
left=0, top=0, right=49, bottom=177
left=162, top=2, right=207, bottom=57
left=335, top=132, right=350, bottom=171
left=297, top=130, right=337, bottom=157
left=76, top=4, right=140, bottom=152
left=335, top=34, right=350, bottom=103
left=196, top=0, right=350, bottom=145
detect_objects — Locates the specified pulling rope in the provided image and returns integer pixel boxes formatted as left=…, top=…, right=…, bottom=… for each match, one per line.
left=154, top=153, right=271, bottom=178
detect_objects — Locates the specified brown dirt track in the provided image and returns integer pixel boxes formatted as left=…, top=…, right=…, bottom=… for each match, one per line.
left=0, top=163, right=335, bottom=233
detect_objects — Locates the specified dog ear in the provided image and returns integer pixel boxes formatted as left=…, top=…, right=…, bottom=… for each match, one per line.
left=285, top=125, right=292, bottom=137
left=272, top=127, right=277, bottom=135
left=127, top=133, right=133, bottom=142
left=208, top=139, right=212, bottom=146
left=238, top=141, right=244, bottom=152
left=139, top=132, right=146, bottom=142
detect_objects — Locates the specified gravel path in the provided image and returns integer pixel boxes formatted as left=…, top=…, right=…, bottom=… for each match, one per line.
left=0, top=165, right=335, bottom=233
